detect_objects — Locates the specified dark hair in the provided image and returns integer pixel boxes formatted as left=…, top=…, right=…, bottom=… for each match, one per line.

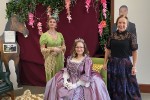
left=70, top=38, right=89, bottom=57
left=119, top=5, right=128, bottom=11
left=116, top=15, right=128, bottom=26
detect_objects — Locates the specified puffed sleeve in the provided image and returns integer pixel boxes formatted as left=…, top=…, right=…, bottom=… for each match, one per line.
left=62, top=57, right=70, bottom=74
left=80, top=57, right=92, bottom=82
left=58, top=32, right=65, bottom=44
left=39, top=33, right=48, bottom=45
left=130, top=33, right=138, bottom=51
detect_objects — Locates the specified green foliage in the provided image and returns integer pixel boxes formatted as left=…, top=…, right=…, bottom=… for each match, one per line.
left=98, top=4, right=111, bottom=50
left=6, top=0, right=37, bottom=22
left=6, top=0, right=65, bottom=22
left=37, top=0, right=65, bottom=11
left=6, top=0, right=110, bottom=50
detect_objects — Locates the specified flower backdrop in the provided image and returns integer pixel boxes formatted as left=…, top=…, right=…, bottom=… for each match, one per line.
left=6, top=0, right=110, bottom=49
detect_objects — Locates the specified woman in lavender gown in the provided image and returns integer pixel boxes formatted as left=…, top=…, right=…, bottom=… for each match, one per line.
left=44, top=38, right=110, bottom=100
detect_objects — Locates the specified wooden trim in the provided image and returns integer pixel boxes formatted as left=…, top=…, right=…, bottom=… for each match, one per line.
left=139, top=84, right=150, bottom=93
left=110, top=0, right=114, bottom=33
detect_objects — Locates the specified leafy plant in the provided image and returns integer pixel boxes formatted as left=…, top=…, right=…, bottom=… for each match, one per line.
left=6, top=0, right=111, bottom=50
left=98, top=2, right=111, bottom=50
left=6, top=0, right=65, bottom=22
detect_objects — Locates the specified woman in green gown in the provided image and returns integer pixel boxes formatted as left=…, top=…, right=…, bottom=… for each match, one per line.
left=39, top=17, right=66, bottom=82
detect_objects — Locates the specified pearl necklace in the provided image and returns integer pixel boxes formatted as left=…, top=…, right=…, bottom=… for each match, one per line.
left=48, top=30, right=56, bottom=35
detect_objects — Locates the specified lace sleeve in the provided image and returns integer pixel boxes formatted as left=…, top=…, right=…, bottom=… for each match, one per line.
left=130, top=33, right=138, bottom=51
left=106, top=33, right=113, bottom=49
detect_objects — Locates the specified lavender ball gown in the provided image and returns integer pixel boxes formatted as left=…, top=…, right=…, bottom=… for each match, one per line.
left=44, top=55, right=110, bottom=100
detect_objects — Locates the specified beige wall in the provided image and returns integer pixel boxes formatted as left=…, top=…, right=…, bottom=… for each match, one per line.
left=0, top=0, right=7, bottom=35
left=114, top=0, right=150, bottom=84
left=0, top=0, right=18, bottom=89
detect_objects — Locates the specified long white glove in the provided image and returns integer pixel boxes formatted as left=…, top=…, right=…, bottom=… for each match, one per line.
left=67, top=80, right=90, bottom=90
left=67, top=83, right=78, bottom=90
left=63, top=71, right=70, bottom=88
left=77, top=80, right=90, bottom=87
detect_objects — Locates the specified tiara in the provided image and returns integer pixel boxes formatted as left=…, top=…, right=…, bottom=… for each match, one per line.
left=74, top=38, right=84, bottom=43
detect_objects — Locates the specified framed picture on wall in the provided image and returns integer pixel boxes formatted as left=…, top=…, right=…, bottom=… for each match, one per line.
left=3, top=43, right=17, bottom=53
left=4, top=31, right=16, bottom=43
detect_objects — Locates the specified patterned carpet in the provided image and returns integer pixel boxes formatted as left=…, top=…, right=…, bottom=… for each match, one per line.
left=2, top=89, right=44, bottom=100
left=15, top=89, right=44, bottom=100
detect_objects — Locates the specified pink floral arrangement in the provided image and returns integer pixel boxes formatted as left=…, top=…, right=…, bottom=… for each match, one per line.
left=85, top=0, right=91, bottom=13
left=47, top=6, right=52, bottom=18
left=37, top=22, right=43, bottom=35
left=98, top=20, right=106, bottom=37
left=28, top=12, right=35, bottom=28
left=101, top=0, right=107, bottom=19
left=65, top=0, right=72, bottom=23
left=98, top=0, right=107, bottom=37
left=85, top=0, right=107, bottom=37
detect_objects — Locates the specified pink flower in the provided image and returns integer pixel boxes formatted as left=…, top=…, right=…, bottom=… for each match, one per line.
left=65, top=0, right=72, bottom=23
left=28, top=13, right=35, bottom=28
left=37, top=22, right=43, bottom=35
left=101, top=20, right=107, bottom=28
left=47, top=6, right=52, bottom=18
left=85, top=0, right=91, bottom=13
left=98, top=24, right=103, bottom=37
left=37, top=22, right=42, bottom=27
left=102, top=3, right=107, bottom=9
left=101, top=0, right=106, bottom=4
left=98, top=20, right=106, bottom=37
left=100, top=0, right=107, bottom=19
left=67, top=15, right=72, bottom=23
left=103, top=9, right=107, bottom=19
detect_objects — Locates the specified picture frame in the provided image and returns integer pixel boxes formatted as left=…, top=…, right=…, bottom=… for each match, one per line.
left=4, top=31, right=16, bottom=43
left=3, top=43, right=17, bottom=53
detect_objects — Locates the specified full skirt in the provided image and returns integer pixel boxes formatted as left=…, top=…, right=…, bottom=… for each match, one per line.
left=107, top=57, right=141, bottom=100
left=44, top=70, right=110, bottom=100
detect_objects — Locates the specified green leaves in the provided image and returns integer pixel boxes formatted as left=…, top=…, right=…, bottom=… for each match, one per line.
left=98, top=4, right=111, bottom=50
left=6, top=0, right=65, bottom=22
left=6, top=0, right=111, bottom=51
left=6, top=0, right=36, bottom=22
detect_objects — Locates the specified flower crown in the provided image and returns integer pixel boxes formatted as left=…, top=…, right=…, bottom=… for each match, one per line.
left=74, top=38, right=84, bottom=43
left=51, top=9, right=59, bottom=21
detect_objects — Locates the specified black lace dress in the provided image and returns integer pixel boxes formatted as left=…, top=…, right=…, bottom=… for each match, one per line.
left=106, top=30, right=141, bottom=100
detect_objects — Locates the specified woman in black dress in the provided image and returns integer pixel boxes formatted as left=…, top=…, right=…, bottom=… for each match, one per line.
left=103, top=15, right=141, bottom=100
